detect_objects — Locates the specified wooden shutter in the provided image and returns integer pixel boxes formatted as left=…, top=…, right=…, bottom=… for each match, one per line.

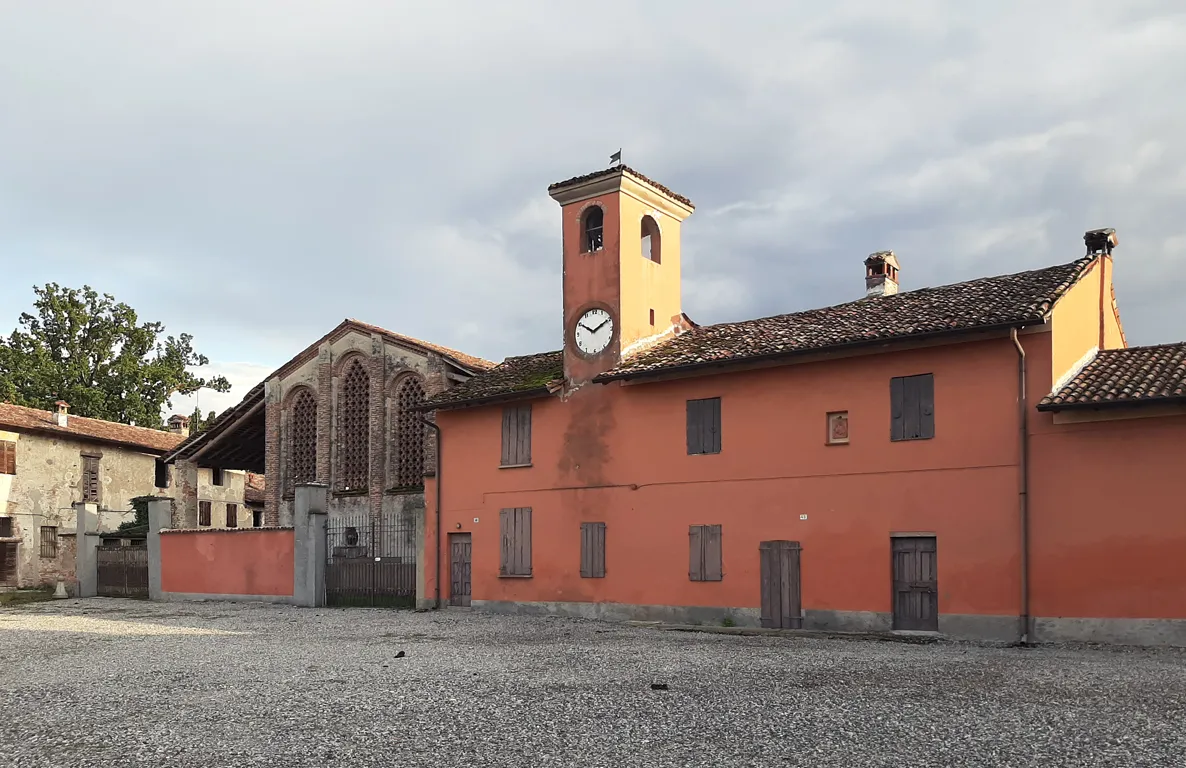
left=501, top=405, right=532, bottom=466
left=40, top=526, right=57, bottom=558
left=690, top=524, right=723, bottom=581
left=199, top=501, right=212, bottom=527
left=581, top=522, right=606, bottom=578
left=81, top=456, right=100, bottom=503
left=499, top=507, right=533, bottom=576
left=689, top=525, right=703, bottom=580
left=0, top=441, right=15, bottom=475
left=686, top=398, right=722, bottom=455
left=226, top=503, right=238, bottom=528
left=891, top=374, right=934, bottom=441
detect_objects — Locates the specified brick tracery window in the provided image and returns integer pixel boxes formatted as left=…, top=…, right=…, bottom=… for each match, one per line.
left=288, top=388, right=317, bottom=489
left=393, top=376, right=426, bottom=488
left=337, top=359, right=370, bottom=491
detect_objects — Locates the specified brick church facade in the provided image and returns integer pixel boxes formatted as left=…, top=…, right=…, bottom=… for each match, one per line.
left=418, top=165, right=1186, bottom=646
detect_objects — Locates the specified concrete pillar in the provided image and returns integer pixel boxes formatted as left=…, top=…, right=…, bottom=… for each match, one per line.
left=264, top=376, right=283, bottom=527
left=147, top=498, right=172, bottom=601
left=73, top=502, right=100, bottom=598
left=175, top=460, right=199, bottom=528
left=293, top=483, right=328, bottom=607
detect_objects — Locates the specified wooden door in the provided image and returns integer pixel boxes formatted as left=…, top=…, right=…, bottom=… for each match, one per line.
left=449, top=533, right=472, bottom=607
left=891, top=536, right=938, bottom=631
left=759, top=540, right=802, bottom=629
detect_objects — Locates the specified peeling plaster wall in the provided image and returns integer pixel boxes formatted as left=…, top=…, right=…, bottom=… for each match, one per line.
left=195, top=467, right=249, bottom=529
left=0, top=428, right=165, bottom=588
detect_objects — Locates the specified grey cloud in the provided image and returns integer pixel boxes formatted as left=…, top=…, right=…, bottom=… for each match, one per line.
left=1, top=0, right=1184, bottom=400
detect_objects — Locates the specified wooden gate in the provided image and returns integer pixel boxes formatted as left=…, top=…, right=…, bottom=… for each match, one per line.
left=891, top=536, right=938, bottom=631
left=325, top=512, right=416, bottom=608
left=760, top=540, right=802, bottom=629
left=96, top=545, right=149, bottom=598
left=449, top=533, right=472, bottom=607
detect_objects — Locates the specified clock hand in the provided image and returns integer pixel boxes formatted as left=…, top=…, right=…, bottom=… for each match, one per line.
left=591, top=317, right=611, bottom=333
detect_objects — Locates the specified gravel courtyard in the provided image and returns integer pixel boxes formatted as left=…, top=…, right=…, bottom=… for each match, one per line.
left=2, top=600, right=1184, bottom=767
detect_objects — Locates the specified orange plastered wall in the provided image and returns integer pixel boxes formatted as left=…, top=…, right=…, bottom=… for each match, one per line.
left=436, top=336, right=1031, bottom=618
left=160, top=529, right=294, bottom=596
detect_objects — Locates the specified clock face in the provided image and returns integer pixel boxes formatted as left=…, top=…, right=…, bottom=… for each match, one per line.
left=574, top=308, right=614, bottom=356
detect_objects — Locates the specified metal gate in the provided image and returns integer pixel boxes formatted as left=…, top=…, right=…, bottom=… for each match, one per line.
left=96, top=545, right=149, bottom=598
left=325, top=512, right=416, bottom=607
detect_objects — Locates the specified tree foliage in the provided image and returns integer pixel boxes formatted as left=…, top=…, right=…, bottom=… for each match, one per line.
left=0, top=284, right=230, bottom=427
left=189, top=406, right=218, bottom=435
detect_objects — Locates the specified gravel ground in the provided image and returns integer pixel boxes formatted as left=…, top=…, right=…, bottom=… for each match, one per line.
left=1, top=599, right=1184, bottom=767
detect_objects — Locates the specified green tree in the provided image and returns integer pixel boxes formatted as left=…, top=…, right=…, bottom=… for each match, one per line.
left=0, top=283, right=230, bottom=427
left=189, top=406, right=218, bottom=435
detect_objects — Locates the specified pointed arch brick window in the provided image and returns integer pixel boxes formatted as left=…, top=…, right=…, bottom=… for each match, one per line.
left=288, top=389, right=317, bottom=489
left=393, top=376, right=426, bottom=489
left=337, top=359, right=370, bottom=491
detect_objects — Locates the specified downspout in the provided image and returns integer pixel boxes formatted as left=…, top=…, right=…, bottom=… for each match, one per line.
left=420, top=417, right=443, bottom=609
left=1010, top=328, right=1031, bottom=645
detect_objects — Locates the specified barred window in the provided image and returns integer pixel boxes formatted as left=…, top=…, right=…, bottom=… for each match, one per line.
left=337, top=359, right=370, bottom=491
left=289, top=388, right=317, bottom=488
left=393, top=376, right=426, bottom=488
left=40, top=526, right=57, bottom=558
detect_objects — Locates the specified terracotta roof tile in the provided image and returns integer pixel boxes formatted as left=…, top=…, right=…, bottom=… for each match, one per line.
left=244, top=472, right=266, bottom=504
left=0, top=402, right=184, bottom=453
left=1038, top=343, right=1186, bottom=411
left=344, top=319, right=496, bottom=372
left=422, top=351, right=563, bottom=410
left=548, top=165, right=695, bottom=209
left=599, top=258, right=1095, bottom=381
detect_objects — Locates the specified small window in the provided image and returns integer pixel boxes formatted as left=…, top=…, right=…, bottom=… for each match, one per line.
left=154, top=458, right=170, bottom=488
left=686, top=397, right=721, bottom=455
left=580, top=522, right=606, bottom=578
left=198, top=501, right=212, bottom=527
left=0, top=441, right=15, bottom=475
left=40, top=526, right=58, bottom=559
left=252, top=509, right=264, bottom=528
left=689, top=524, right=723, bottom=581
left=826, top=411, right=850, bottom=445
left=500, top=404, right=532, bottom=467
left=0, top=517, right=13, bottom=537
left=226, top=503, right=238, bottom=528
left=641, top=215, right=661, bottom=263
left=649, top=308, right=655, bottom=326
left=81, top=455, right=100, bottom=503
left=582, top=206, right=604, bottom=253
left=211, top=467, right=225, bottom=486
left=499, top=507, right=532, bottom=577
left=890, top=374, right=935, bottom=441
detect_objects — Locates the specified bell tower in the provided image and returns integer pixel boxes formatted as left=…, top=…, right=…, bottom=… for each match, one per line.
left=548, top=166, right=695, bottom=385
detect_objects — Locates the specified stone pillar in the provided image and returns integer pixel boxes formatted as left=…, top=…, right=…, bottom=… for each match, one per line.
left=264, top=376, right=282, bottom=527
left=316, top=343, right=333, bottom=485
left=147, top=498, right=172, bottom=601
left=293, top=483, right=328, bottom=607
left=416, top=474, right=434, bottom=611
left=175, top=460, right=199, bottom=528
left=73, top=502, right=100, bottom=598
left=369, top=334, right=386, bottom=522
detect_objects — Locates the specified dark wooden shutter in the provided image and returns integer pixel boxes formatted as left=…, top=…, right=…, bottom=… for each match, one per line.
left=81, top=456, right=100, bottom=503
left=891, top=374, right=935, bottom=441
left=198, top=501, right=212, bottom=527
left=703, top=524, right=723, bottom=581
left=501, top=405, right=532, bottom=466
left=581, top=522, right=606, bottom=578
left=686, top=398, right=722, bottom=455
left=226, top=503, right=238, bottom=528
left=0, top=441, right=15, bottom=475
left=689, top=525, right=703, bottom=580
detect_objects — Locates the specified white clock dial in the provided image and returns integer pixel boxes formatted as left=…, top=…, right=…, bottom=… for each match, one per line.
left=574, top=308, right=614, bottom=356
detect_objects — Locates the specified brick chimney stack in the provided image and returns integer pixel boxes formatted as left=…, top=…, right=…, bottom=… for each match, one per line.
left=1084, top=228, right=1117, bottom=255
left=167, top=414, right=191, bottom=436
left=865, top=251, right=901, bottom=298
left=54, top=401, right=69, bottom=428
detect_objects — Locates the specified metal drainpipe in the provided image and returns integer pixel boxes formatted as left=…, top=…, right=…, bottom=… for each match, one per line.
left=420, top=417, right=443, bottom=610
left=1011, top=327, right=1031, bottom=645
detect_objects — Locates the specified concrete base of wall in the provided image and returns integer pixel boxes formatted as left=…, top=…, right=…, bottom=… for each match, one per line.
left=1035, top=617, right=1186, bottom=647
left=472, top=599, right=761, bottom=627
left=156, top=592, right=295, bottom=605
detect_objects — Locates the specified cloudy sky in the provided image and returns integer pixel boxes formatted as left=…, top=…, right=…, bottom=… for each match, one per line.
left=2, top=1, right=1184, bottom=418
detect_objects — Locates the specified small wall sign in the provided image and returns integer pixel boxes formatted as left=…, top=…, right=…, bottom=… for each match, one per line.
left=800, top=514, right=808, bottom=521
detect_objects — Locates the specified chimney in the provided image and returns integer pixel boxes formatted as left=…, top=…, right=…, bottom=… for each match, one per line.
left=1084, top=228, right=1117, bottom=256
left=167, top=414, right=191, bottom=436
left=864, top=251, right=901, bottom=298
left=54, top=401, right=69, bottom=428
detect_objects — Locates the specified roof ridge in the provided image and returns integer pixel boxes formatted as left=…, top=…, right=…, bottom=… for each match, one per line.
left=341, top=318, right=496, bottom=370
left=0, top=401, right=169, bottom=434
left=1097, top=341, right=1186, bottom=354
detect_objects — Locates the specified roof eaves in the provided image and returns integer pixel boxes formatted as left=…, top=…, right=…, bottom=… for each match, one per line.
left=416, top=387, right=553, bottom=413
left=1036, top=394, right=1186, bottom=413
